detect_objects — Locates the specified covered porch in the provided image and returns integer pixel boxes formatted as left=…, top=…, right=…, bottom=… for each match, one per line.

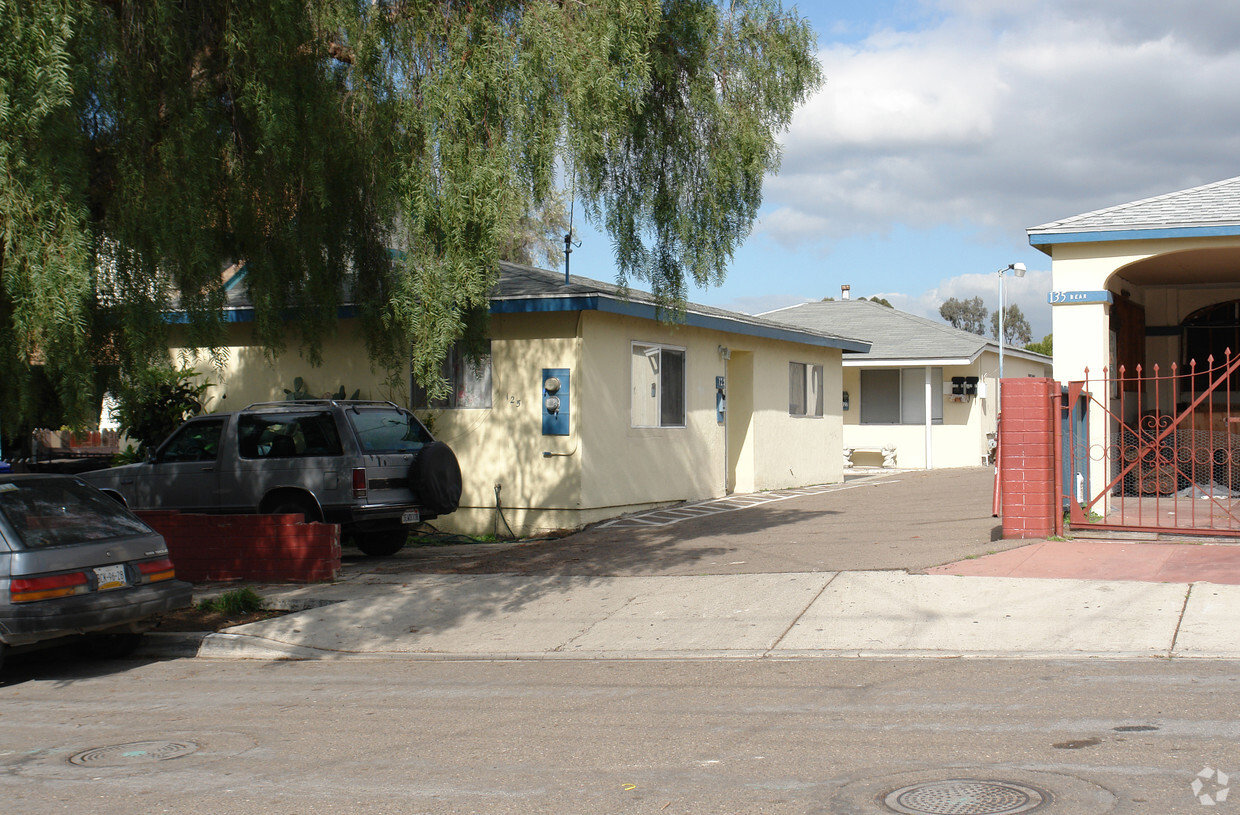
left=1030, top=176, right=1240, bottom=535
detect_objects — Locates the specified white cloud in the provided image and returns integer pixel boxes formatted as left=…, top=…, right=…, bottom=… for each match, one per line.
left=880, top=267, right=1054, bottom=340
left=762, top=1, right=1240, bottom=247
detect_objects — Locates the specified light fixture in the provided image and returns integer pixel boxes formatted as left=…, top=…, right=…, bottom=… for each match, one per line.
left=997, top=262, right=1027, bottom=406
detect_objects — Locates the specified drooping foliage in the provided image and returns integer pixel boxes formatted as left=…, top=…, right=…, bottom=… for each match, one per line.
left=0, top=0, right=94, bottom=425
left=0, top=0, right=822, bottom=430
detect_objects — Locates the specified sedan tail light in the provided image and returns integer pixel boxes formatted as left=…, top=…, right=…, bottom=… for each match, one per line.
left=136, top=557, right=177, bottom=583
left=352, top=468, right=367, bottom=499
left=11, top=571, right=90, bottom=603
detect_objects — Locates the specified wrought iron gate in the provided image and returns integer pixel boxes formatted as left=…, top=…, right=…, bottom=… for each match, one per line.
left=1065, top=351, right=1240, bottom=535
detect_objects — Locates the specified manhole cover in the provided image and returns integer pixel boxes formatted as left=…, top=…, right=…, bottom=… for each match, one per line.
left=69, top=741, right=199, bottom=767
left=883, top=779, right=1049, bottom=815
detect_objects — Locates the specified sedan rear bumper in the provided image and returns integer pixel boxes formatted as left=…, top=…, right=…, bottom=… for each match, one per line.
left=0, top=580, right=193, bottom=647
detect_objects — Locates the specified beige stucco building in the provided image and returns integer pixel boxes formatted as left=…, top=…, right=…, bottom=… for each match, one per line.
left=173, top=262, right=868, bottom=536
left=764, top=298, right=1050, bottom=470
left=1030, top=176, right=1240, bottom=400
left=1028, top=176, right=1240, bottom=517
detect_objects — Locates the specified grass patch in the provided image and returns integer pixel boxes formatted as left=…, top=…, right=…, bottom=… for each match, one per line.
left=406, top=532, right=503, bottom=547
left=197, top=587, right=264, bottom=615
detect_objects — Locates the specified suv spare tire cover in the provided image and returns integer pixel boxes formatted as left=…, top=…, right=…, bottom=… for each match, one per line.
left=410, top=441, right=462, bottom=515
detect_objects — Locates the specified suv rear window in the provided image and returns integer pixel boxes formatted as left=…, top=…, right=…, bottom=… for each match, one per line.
left=0, top=478, right=154, bottom=549
left=238, top=412, right=344, bottom=459
left=348, top=407, right=432, bottom=453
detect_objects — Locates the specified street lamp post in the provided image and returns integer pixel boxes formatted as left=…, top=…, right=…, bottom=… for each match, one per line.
left=997, top=262, right=1027, bottom=403
left=993, top=262, right=1027, bottom=518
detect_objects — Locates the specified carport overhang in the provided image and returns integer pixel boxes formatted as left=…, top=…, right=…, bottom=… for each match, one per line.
left=1108, top=245, right=1240, bottom=288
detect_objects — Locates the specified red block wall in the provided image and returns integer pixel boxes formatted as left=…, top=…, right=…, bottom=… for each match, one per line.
left=136, top=511, right=341, bottom=583
left=999, top=378, right=1058, bottom=539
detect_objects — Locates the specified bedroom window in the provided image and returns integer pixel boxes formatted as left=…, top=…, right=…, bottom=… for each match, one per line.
left=631, top=343, right=686, bottom=427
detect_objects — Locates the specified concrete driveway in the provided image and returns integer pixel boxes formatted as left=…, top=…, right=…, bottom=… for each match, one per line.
left=385, top=467, right=1014, bottom=577
left=154, top=466, right=1240, bottom=661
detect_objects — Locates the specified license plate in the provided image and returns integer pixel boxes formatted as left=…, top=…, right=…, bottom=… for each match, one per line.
left=401, top=509, right=420, bottom=524
left=94, top=564, right=127, bottom=591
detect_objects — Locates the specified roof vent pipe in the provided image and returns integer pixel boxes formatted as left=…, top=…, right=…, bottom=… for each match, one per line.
left=841, top=284, right=850, bottom=301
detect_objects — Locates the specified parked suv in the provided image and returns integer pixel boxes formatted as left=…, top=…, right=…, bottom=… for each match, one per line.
left=82, top=401, right=461, bottom=556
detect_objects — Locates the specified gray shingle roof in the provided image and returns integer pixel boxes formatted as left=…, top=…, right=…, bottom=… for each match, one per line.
left=216, top=259, right=870, bottom=352
left=1028, top=175, right=1240, bottom=238
left=494, top=261, right=870, bottom=352
left=761, top=299, right=1047, bottom=365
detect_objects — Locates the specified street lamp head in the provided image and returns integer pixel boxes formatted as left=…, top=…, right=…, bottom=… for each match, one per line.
left=1010, top=262, right=1026, bottom=278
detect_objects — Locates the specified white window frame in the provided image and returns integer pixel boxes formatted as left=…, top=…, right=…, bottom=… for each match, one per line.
left=859, top=367, right=943, bottom=425
left=630, top=342, right=687, bottom=428
left=789, top=362, right=824, bottom=418
left=413, top=340, right=493, bottom=409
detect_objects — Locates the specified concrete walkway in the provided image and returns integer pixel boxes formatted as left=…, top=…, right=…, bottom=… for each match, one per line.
left=930, top=537, right=1240, bottom=584
left=159, top=569, right=1240, bottom=662
left=139, top=468, right=1240, bottom=662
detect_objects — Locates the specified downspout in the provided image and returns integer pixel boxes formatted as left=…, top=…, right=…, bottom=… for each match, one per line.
left=924, top=365, right=933, bottom=470
left=722, top=349, right=730, bottom=495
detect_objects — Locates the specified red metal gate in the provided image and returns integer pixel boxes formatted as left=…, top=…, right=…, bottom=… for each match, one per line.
left=1066, top=350, right=1240, bottom=535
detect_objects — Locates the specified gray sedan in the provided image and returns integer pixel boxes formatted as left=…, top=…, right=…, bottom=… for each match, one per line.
left=0, top=474, right=192, bottom=670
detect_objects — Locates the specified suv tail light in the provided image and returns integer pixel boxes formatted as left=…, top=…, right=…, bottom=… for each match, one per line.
left=352, top=468, right=367, bottom=499
left=11, top=571, right=90, bottom=603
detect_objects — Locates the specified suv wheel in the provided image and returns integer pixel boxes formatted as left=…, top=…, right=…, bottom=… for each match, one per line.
left=267, top=495, right=320, bottom=523
left=355, top=528, right=408, bottom=557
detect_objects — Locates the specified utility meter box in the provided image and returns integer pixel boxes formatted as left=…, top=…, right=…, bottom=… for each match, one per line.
left=542, top=368, right=570, bottom=436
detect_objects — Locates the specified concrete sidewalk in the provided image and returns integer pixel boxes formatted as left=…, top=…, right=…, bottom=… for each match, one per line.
left=137, top=468, right=1240, bottom=663
left=143, top=568, right=1240, bottom=662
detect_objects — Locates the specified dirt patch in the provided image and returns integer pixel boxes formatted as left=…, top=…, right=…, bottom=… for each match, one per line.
left=154, top=606, right=289, bottom=632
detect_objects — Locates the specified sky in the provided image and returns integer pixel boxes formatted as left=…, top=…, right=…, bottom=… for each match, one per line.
left=565, top=0, right=1240, bottom=342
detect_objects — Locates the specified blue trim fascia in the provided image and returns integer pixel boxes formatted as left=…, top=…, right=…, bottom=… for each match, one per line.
left=490, top=296, right=601, bottom=314
left=165, top=304, right=357, bottom=324
left=492, top=294, right=871, bottom=352
left=1047, top=290, right=1113, bottom=306
left=176, top=290, right=869, bottom=352
left=1029, top=224, right=1240, bottom=251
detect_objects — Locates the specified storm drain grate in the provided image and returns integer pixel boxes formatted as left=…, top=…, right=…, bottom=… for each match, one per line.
left=882, top=779, right=1049, bottom=815
left=70, top=740, right=199, bottom=767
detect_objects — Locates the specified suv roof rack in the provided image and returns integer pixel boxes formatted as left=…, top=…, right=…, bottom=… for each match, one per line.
left=242, top=399, right=403, bottom=410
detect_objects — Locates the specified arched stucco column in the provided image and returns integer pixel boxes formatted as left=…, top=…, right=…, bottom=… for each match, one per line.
left=1052, top=299, right=1112, bottom=515
left=1052, top=300, right=1111, bottom=384
left=1049, top=250, right=1121, bottom=517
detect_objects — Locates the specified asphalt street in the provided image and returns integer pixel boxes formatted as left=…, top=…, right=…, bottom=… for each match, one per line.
left=1, top=655, right=1235, bottom=814
left=5, top=467, right=1240, bottom=814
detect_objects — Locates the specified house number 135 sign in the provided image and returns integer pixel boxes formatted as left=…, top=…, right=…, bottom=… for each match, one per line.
left=1047, top=290, right=1113, bottom=305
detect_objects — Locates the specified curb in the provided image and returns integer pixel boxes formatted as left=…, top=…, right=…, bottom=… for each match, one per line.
left=134, top=631, right=210, bottom=659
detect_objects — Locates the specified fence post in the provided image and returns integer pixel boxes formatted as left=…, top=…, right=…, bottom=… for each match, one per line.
left=1000, top=377, right=1058, bottom=539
